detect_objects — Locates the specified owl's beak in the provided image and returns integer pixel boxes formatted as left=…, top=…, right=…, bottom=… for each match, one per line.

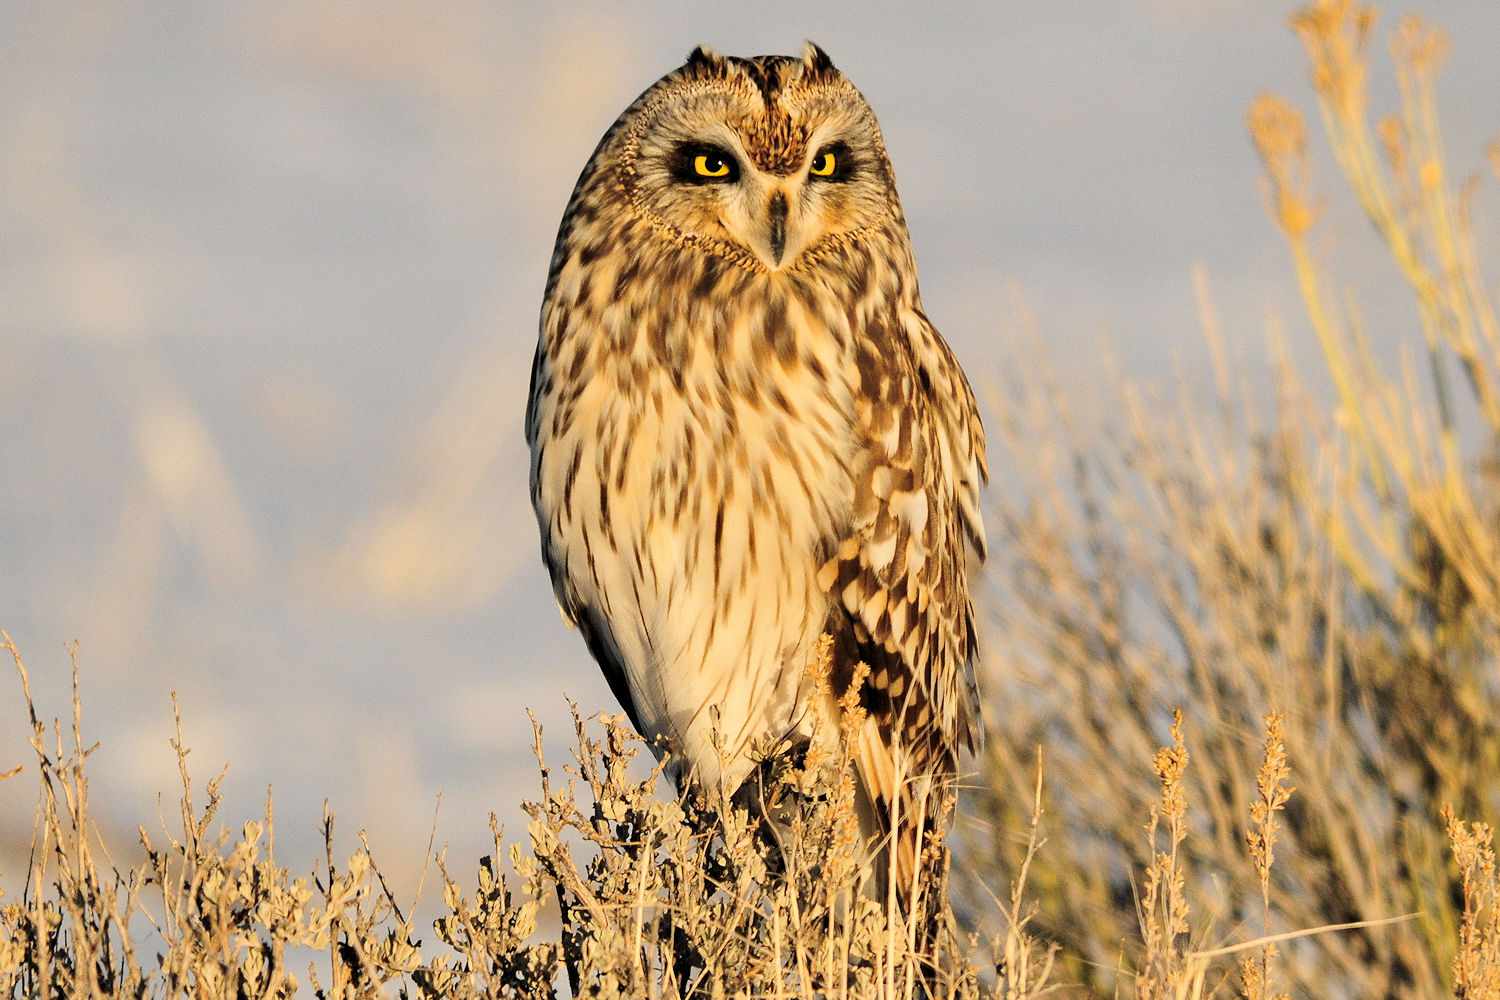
left=766, top=191, right=788, bottom=267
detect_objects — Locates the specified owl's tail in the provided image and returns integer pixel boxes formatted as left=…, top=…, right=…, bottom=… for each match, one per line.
left=849, top=717, right=956, bottom=923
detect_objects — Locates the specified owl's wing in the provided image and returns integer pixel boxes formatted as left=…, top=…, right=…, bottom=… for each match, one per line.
left=816, top=304, right=988, bottom=883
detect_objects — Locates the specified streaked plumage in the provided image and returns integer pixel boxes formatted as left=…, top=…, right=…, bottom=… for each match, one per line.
left=525, top=43, right=988, bottom=890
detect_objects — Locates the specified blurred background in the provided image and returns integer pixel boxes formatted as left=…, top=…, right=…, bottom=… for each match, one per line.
left=4, top=0, right=1499, bottom=895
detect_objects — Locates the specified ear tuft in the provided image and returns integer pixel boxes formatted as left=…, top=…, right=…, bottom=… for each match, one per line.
left=686, top=44, right=725, bottom=71
left=801, top=41, right=837, bottom=78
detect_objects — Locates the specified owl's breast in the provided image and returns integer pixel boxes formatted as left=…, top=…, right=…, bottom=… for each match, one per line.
left=530, top=277, right=858, bottom=788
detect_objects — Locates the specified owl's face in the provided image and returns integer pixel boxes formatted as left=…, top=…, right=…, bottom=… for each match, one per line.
left=620, top=44, right=899, bottom=273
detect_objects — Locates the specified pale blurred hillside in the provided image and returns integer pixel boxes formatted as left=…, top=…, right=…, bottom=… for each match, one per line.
left=3, top=0, right=1499, bottom=897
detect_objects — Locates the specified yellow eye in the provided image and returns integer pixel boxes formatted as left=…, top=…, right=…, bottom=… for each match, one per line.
left=694, top=154, right=731, bottom=178
left=810, top=151, right=837, bottom=176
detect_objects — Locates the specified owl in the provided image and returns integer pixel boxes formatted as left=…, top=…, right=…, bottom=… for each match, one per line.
left=525, top=42, right=988, bottom=896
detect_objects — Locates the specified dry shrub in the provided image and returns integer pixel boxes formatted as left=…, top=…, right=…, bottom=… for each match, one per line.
left=0, top=648, right=1398, bottom=999
left=0, top=632, right=1057, bottom=998
left=967, top=1, right=1500, bottom=996
left=1445, top=806, right=1500, bottom=999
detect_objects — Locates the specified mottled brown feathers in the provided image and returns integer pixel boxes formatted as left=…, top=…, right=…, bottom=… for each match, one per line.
left=738, top=104, right=808, bottom=176
left=526, top=43, right=988, bottom=903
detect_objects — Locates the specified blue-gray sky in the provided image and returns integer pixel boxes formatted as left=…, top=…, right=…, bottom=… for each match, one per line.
left=3, top=1, right=1498, bottom=889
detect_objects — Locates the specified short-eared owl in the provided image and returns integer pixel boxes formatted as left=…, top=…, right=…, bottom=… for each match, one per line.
left=526, top=42, right=988, bottom=889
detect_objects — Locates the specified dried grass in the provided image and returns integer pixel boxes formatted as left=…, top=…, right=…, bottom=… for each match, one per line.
left=1, top=631, right=1058, bottom=998
left=1444, top=805, right=1500, bottom=999
left=968, top=1, right=1500, bottom=996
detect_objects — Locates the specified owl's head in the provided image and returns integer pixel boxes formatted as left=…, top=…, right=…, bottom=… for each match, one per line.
left=615, top=43, right=902, bottom=273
